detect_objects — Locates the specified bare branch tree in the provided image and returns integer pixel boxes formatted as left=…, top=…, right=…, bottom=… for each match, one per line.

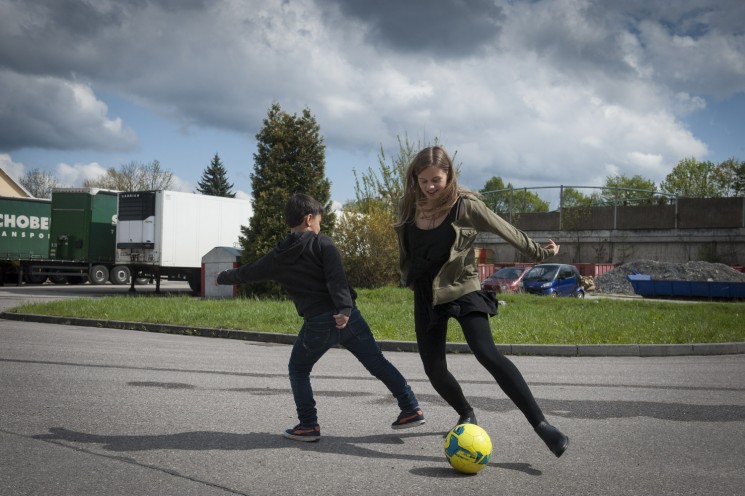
left=19, top=168, right=60, bottom=198
left=83, top=160, right=173, bottom=191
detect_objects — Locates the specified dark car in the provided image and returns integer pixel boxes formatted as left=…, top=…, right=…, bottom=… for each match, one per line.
left=522, top=263, right=585, bottom=298
left=481, top=266, right=532, bottom=293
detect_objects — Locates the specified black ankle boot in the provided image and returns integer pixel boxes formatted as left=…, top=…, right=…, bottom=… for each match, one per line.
left=534, top=420, right=569, bottom=458
left=444, top=411, right=477, bottom=437
left=457, top=411, right=477, bottom=426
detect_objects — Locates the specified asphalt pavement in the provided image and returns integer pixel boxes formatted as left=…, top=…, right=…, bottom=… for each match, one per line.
left=0, top=279, right=194, bottom=314
left=2, top=318, right=744, bottom=495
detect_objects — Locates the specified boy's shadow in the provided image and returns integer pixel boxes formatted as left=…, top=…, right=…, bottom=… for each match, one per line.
left=33, top=427, right=541, bottom=477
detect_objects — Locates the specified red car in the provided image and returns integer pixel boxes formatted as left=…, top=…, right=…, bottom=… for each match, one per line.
left=481, top=266, right=532, bottom=293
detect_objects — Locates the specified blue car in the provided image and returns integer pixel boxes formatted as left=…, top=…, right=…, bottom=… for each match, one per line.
left=522, top=264, right=585, bottom=298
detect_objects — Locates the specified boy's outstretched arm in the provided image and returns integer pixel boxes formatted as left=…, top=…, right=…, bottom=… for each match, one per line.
left=216, top=251, right=274, bottom=285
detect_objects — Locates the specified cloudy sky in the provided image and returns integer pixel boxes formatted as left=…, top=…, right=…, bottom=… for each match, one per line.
left=1, top=0, right=744, bottom=208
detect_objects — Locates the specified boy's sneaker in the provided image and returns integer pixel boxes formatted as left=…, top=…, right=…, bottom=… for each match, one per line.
left=391, top=409, right=426, bottom=429
left=283, top=424, right=320, bottom=442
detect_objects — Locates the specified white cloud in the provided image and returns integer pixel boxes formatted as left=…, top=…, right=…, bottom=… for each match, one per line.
left=168, top=175, right=193, bottom=194
left=56, top=162, right=108, bottom=186
left=637, top=17, right=745, bottom=96
left=626, top=152, right=664, bottom=169
left=0, top=0, right=741, bottom=202
left=672, top=92, right=707, bottom=114
left=604, top=164, right=621, bottom=178
left=0, top=71, right=138, bottom=152
left=234, top=190, right=252, bottom=201
left=0, top=153, right=25, bottom=180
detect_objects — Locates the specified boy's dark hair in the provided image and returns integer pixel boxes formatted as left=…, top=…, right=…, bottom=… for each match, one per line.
left=284, top=193, right=324, bottom=227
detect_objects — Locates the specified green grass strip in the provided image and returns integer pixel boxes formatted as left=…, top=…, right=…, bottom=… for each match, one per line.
left=8, top=287, right=744, bottom=345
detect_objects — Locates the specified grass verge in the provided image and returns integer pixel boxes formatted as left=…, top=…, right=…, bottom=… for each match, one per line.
left=7, top=287, right=745, bottom=344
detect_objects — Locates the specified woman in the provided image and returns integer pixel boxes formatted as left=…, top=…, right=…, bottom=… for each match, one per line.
left=394, top=145, right=569, bottom=457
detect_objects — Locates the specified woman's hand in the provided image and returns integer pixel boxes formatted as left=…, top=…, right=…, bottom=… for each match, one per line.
left=546, top=239, right=560, bottom=256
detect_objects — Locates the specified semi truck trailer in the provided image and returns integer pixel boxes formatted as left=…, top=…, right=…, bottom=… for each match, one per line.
left=1, top=189, right=127, bottom=285
left=116, top=190, right=252, bottom=293
left=2, top=189, right=251, bottom=291
left=0, top=195, right=52, bottom=283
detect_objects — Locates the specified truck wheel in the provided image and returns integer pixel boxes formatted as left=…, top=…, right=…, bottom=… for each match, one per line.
left=89, top=265, right=109, bottom=285
left=109, top=266, right=131, bottom=285
left=23, top=268, right=47, bottom=285
left=50, top=273, right=68, bottom=284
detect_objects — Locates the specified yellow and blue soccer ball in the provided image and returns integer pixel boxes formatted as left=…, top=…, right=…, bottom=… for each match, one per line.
left=444, top=423, right=492, bottom=474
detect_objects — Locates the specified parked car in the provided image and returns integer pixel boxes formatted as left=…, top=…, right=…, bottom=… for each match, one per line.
left=522, top=263, right=585, bottom=298
left=482, top=266, right=532, bottom=293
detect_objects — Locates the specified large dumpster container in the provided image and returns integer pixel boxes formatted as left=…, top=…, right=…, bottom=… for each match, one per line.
left=201, top=246, right=242, bottom=298
left=627, top=274, right=745, bottom=299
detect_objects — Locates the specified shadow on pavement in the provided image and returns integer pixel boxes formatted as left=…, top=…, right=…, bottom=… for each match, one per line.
left=32, top=427, right=542, bottom=477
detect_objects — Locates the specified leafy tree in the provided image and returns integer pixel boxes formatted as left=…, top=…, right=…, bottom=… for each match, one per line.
left=334, top=200, right=399, bottom=288
left=339, top=135, right=437, bottom=288
left=560, top=186, right=595, bottom=231
left=83, top=160, right=173, bottom=191
left=20, top=168, right=60, bottom=198
left=712, top=157, right=745, bottom=197
left=480, top=177, right=549, bottom=215
left=560, top=187, right=592, bottom=208
left=196, top=153, right=235, bottom=197
left=239, top=103, right=331, bottom=296
left=598, top=174, right=657, bottom=205
left=479, top=176, right=507, bottom=214
left=352, top=135, right=422, bottom=214
left=660, top=157, right=722, bottom=198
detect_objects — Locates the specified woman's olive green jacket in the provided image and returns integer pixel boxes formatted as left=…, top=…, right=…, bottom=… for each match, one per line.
left=395, top=193, right=556, bottom=307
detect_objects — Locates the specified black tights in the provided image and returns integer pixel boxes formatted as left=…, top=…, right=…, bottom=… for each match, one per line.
left=415, top=309, right=546, bottom=427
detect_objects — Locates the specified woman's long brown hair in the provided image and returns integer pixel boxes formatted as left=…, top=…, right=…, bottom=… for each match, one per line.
left=395, top=146, right=463, bottom=227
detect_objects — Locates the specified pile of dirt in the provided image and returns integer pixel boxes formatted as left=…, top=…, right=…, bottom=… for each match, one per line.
left=594, top=260, right=745, bottom=295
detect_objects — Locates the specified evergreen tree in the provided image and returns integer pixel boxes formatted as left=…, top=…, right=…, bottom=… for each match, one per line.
left=196, top=153, right=235, bottom=197
left=239, top=102, right=332, bottom=296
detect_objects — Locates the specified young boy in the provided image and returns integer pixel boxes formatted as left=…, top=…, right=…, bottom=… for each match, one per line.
left=216, top=193, right=425, bottom=442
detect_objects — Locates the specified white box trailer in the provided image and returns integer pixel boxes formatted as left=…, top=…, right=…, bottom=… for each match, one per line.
left=116, top=190, right=251, bottom=292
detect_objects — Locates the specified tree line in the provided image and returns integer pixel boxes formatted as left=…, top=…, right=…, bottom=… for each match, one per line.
left=16, top=102, right=744, bottom=291
left=479, top=157, right=745, bottom=216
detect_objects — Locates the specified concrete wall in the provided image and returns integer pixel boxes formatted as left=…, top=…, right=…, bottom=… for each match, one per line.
left=511, top=197, right=744, bottom=231
left=678, top=198, right=744, bottom=228
left=478, top=227, right=745, bottom=265
left=477, top=198, right=745, bottom=265
left=616, top=205, right=676, bottom=229
left=512, top=211, right=560, bottom=231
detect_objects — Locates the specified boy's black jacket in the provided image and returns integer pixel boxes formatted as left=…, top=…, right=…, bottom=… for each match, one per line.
left=217, top=231, right=356, bottom=318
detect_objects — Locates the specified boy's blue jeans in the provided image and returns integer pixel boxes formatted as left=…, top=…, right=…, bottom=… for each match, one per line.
left=288, top=308, right=419, bottom=427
